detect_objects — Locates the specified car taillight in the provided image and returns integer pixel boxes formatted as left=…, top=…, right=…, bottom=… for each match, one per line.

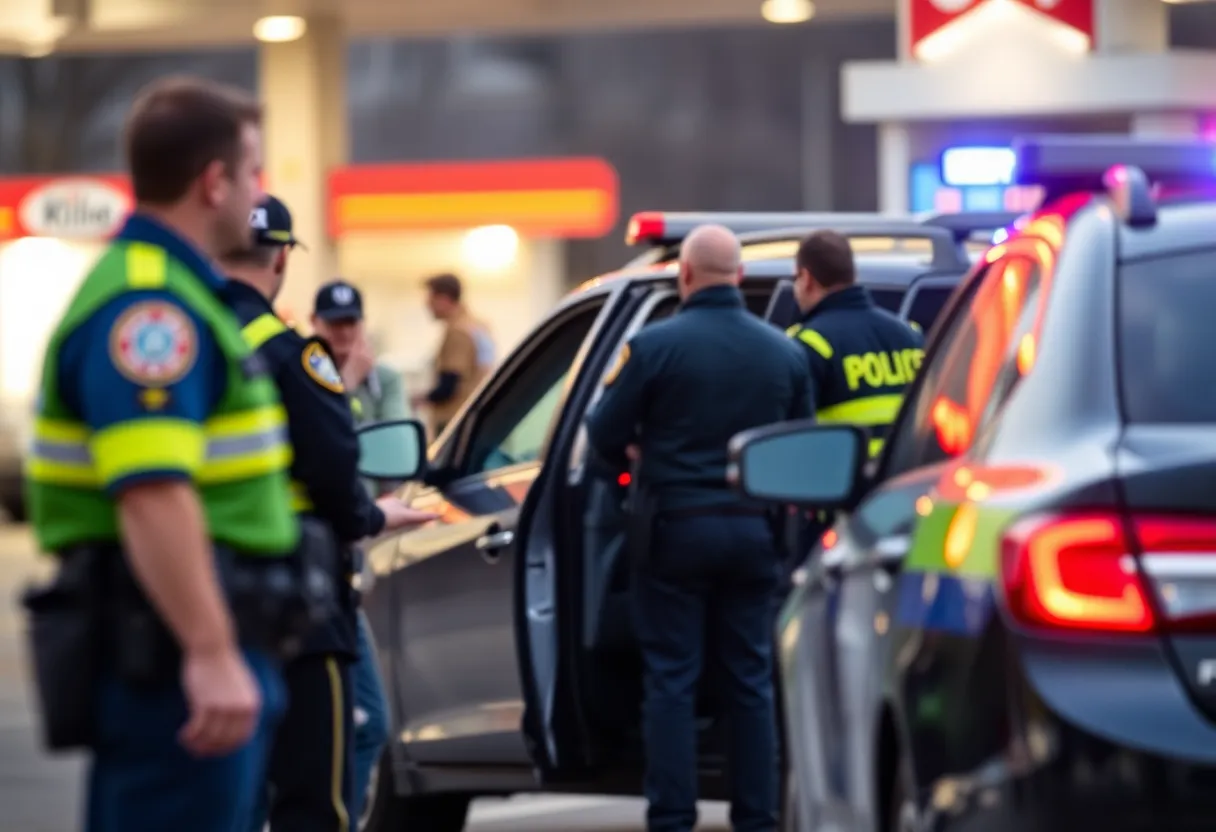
left=1001, top=512, right=1216, bottom=635
left=1000, top=513, right=1154, bottom=633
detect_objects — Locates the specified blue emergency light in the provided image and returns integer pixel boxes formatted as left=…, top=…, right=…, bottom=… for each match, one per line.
left=938, top=136, right=1216, bottom=228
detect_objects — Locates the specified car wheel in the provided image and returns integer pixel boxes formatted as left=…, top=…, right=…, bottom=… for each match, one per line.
left=360, top=749, right=471, bottom=832
left=888, top=756, right=918, bottom=832
left=781, top=767, right=800, bottom=832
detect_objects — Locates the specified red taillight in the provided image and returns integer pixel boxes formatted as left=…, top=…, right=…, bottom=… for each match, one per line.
left=1001, top=512, right=1216, bottom=635
left=1000, top=513, right=1154, bottom=633
left=617, top=472, right=632, bottom=487
left=625, top=212, right=665, bottom=246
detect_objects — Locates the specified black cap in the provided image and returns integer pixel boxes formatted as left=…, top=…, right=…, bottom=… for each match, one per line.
left=314, top=280, right=363, bottom=321
left=250, top=194, right=305, bottom=249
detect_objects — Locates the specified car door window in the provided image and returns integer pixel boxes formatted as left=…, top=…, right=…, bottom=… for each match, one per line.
left=464, top=301, right=606, bottom=476
left=883, top=255, right=1042, bottom=474
left=902, top=283, right=956, bottom=333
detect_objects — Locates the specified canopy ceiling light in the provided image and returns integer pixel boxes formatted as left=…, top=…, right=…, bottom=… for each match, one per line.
left=253, top=15, right=307, bottom=43
left=761, top=0, right=815, bottom=24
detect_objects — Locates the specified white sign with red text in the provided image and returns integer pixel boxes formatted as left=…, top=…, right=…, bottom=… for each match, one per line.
left=17, top=177, right=130, bottom=240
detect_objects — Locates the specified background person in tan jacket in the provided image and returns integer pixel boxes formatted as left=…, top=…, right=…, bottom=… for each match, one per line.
left=412, top=273, right=495, bottom=436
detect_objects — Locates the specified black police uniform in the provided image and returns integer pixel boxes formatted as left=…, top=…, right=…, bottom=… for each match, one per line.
left=787, top=284, right=924, bottom=456
left=232, top=196, right=386, bottom=832
left=584, top=284, right=813, bottom=832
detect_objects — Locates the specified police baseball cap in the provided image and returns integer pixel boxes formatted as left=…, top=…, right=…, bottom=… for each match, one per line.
left=314, top=280, right=364, bottom=321
left=250, top=195, right=305, bottom=249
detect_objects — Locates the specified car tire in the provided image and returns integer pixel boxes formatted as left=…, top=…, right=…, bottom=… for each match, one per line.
left=888, top=755, right=918, bottom=832
left=360, top=750, right=471, bottom=832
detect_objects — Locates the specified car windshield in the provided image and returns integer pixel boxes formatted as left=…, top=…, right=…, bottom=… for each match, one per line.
left=1119, top=248, right=1216, bottom=423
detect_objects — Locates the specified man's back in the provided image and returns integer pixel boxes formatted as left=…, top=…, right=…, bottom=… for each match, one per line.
left=588, top=285, right=812, bottom=511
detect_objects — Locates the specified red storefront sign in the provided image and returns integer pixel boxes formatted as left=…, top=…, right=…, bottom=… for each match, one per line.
left=910, top=0, right=1094, bottom=58
left=0, top=175, right=132, bottom=241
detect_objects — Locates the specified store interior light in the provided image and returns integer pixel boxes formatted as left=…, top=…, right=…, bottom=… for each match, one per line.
left=761, top=0, right=815, bottom=24
left=940, top=146, right=1018, bottom=188
left=253, top=15, right=307, bottom=43
left=461, top=225, right=519, bottom=272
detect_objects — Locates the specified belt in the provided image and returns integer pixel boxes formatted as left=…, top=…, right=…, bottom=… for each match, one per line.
left=660, top=505, right=769, bottom=521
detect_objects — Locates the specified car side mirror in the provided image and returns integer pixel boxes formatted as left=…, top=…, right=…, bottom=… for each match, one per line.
left=357, top=419, right=428, bottom=481
left=726, top=420, right=866, bottom=510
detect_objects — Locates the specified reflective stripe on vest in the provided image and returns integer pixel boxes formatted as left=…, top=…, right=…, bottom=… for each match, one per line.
left=290, top=480, right=314, bottom=512
left=795, top=328, right=833, bottom=360
left=241, top=313, right=288, bottom=351
left=28, top=406, right=290, bottom=488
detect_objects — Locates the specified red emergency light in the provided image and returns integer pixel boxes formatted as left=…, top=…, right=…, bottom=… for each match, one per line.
left=625, top=212, right=665, bottom=246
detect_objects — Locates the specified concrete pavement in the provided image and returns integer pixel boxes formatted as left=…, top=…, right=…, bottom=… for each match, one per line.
left=0, top=523, right=729, bottom=831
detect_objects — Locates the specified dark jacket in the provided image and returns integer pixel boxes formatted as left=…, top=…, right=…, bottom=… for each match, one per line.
left=227, top=279, right=385, bottom=658
left=585, top=284, right=815, bottom=511
left=788, top=285, right=924, bottom=454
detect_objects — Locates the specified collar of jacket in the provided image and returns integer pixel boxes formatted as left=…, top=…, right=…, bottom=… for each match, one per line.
left=680, top=284, right=744, bottom=311
left=801, top=284, right=873, bottom=323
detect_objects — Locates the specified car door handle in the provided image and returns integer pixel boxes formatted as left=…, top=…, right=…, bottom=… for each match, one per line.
left=475, top=529, right=515, bottom=562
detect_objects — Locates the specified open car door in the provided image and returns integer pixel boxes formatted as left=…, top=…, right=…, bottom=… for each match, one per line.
left=764, top=279, right=800, bottom=330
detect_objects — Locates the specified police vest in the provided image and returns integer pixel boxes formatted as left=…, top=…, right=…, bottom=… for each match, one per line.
left=26, top=242, right=299, bottom=556
left=787, top=324, right=924, bottom=457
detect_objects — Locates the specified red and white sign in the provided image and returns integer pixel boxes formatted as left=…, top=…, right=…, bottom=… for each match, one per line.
left=910, top=0, right=1094, bottom=59
left=18, top=177, right=131, bottom=240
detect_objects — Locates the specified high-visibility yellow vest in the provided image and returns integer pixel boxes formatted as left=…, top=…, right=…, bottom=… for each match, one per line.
left=26, top=241, right=299, bottom=556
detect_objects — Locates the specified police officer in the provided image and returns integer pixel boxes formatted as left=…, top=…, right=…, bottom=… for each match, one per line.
left=22, top=78, right=295, bottom=832
left=585, top=224, right=813, bottom=832
left=787, top=229, right=925, bottom=456
left=220, top=194, right=435, bottom=831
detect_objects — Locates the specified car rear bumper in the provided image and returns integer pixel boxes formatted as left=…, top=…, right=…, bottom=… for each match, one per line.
left=931, top=687, right=1216, bottom=831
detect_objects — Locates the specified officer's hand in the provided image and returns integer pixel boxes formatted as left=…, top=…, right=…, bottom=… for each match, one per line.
left=376, top=496, right=440, bottom=532
left=179, top=645, right=261, bottom=757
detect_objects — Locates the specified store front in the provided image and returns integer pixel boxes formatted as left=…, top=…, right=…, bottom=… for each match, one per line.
left=327, top=157, right=618, bottom=390
left=0, top=174, right=131, bottom=418
left=842, top=0, right=1216, bottom=213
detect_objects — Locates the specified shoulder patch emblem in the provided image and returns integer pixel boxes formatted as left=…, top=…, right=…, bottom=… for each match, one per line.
left=603, top=343, right=630, bottom=387
left=302, top=341, right=345, bottom=393
left=109, top=301, right=198, bottom=385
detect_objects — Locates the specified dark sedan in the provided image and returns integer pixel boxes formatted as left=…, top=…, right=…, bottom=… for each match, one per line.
left=730, top=137, right=1216, bottom=831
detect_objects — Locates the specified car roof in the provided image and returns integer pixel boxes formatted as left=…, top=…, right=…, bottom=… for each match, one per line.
left=1115, top=197, right=1216, bottom=261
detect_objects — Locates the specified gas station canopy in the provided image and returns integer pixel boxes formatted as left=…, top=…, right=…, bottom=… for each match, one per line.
left=0, top=0, right=894, bottom=55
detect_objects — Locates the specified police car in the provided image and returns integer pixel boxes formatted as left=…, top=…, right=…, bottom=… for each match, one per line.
left=354, top=208, right=1010, bottom=831
left=728, top=137, right=1216, bottom=831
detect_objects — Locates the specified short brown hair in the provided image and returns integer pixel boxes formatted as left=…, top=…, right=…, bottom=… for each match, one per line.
left=425, top=273, right=463, bottom=302
left=123, top=75, right=262, bottom=205
left=796, top=230, right=856, bottom=290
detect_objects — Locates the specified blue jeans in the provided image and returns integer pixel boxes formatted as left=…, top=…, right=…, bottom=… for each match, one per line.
left=85, top=649, right=286, bottom=832
left=632, top=512, right=781, bottom=832
left=351, top=610, right=389, bottom=821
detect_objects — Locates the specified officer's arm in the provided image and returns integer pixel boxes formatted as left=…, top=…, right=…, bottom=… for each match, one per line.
left=585, top=340, right=649, bottom=470
left=275, top=338, right=385, bottom=541
left=65, top=294, right=237, bottom=655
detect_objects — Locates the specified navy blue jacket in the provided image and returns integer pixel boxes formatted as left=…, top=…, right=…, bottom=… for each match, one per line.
left=788, top=285, right=924, bottom=454
left=585, top=285, right=815, bottom=511
left=227, top=279, right=384, bottom=657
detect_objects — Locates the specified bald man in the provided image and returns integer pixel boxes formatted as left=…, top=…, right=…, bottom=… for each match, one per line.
left=585, top=224, right=813, bottom=832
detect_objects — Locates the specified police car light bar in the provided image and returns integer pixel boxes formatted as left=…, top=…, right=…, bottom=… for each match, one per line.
left=1012, top=135, right=1216, bottom=189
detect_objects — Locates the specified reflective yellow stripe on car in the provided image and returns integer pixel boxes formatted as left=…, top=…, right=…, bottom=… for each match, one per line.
left=26, top=405, right=291, bottom=487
